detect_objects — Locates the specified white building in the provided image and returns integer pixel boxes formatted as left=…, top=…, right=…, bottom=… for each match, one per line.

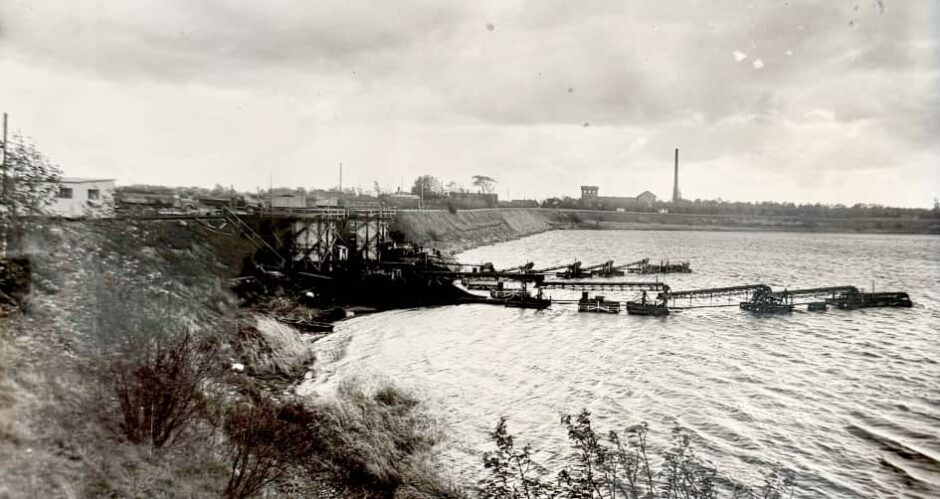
left=48, top=178, right=116, bottom=217
left=270, top=194, right=307, bottom=209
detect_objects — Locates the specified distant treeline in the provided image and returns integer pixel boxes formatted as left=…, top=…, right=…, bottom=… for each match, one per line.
left=117, top=184, right=939, bottom=219
left=542, top=197, right=940, bottom=219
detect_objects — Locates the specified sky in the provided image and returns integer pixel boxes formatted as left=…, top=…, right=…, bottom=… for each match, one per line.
left=0, top=0, right=938, bottom=207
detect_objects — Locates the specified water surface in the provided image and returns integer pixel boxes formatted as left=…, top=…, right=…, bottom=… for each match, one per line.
left=306, top=230, right=940, bottom=497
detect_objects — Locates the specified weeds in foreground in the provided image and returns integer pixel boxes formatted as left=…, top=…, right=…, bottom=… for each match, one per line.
left=234, top=316, right=315, bottom=380
left=482, top=410, right=794, bottom=499
left=109, top=329, right=220, bottom=448
left=222, top=396, right=318, bottom=498
left=307, top=381, right=462, bottom=498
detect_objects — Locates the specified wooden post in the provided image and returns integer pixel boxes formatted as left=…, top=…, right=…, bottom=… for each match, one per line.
left=1, top=112, right=7, bottom=200
left=1, top=113, right=8, bottom=258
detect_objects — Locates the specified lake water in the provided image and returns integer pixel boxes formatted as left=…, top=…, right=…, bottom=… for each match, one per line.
left=305, top=230, right=940, bottom=498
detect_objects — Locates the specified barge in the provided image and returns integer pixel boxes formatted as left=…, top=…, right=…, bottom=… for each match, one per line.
left=827, top=292, right=913, bottom=309
left=625, top=291, right=669, bottom=316
left=490, top=282, right=524, bottom=300
left=628, top=260, right=692, bottom=274
left=577, top=292, right=621, bottom=313
left=505, top=289, right=551, bottom=310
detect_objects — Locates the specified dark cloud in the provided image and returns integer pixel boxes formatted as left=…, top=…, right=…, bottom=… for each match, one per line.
left=0, top=0, right=470, bottom=83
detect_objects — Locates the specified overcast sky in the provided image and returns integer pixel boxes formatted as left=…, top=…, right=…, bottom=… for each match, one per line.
left=1, top=0, right=937, bottom=206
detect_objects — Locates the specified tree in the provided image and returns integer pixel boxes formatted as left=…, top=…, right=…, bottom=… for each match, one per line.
left=472, top=175, right=497, bottom=194
left=1, top=131, right=63, bottom=254
left=410, top=175, right=443, bottom=196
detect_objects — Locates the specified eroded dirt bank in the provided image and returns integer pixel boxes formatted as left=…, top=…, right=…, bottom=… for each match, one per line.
left=393, top=208, right=940, bottom=256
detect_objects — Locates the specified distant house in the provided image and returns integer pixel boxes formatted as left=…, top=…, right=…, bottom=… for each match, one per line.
left=385, top=192, right=420, bottom=209
left=580, top=185, right=656, bottom=211
left=637, top=191, right=657, bottom=207
left=48, top=178, right=115, bottom=218
left=581, top=186, right=599, bottom=198
left=449, top=192, right=498, bottom=209
left=270, top=194, right=307, bottom=209
left=309, top=189, right=342, bottom=207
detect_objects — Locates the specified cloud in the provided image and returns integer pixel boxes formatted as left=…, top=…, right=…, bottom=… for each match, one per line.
left=0, top=0, right=937, bottom=207
left=0, top=0, right=471, bottom=83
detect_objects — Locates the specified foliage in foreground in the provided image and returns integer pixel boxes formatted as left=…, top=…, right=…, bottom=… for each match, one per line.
left=481, top=411, right=794, bottom=499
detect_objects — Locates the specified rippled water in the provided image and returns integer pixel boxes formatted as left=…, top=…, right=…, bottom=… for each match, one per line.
left=305, top=230, right=940, bottom=497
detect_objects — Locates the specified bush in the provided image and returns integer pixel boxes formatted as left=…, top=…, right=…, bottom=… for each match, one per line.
left=0, top=257, right=31, bottom=309
left=215, top=381, right=463, bottom=498
left=222, top=395, right=318, bottom=498
left=481, top=410, right=794, bottom=499
left=109, top=329, right=220, bottom=448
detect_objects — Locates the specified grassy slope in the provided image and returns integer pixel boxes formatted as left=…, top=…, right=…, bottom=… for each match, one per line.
left=0, top=220, right=459, bottom=498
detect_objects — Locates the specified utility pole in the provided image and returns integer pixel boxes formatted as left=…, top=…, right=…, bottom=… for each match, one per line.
left=672, top=147, right=680, bottom=204
left=339, top=162, right=343, bottom=206
left=1, top=112, right=7, bottom=257
left=1, top=113, right=7, bottom=204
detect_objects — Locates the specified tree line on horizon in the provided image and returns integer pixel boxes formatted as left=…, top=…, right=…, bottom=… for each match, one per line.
left=1, top=130, right=936, bottom=221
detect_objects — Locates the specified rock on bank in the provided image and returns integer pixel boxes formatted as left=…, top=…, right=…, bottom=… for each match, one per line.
left=392, top=209, right=553, bottom=255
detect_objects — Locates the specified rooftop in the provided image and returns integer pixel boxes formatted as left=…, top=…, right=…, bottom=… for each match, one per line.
left=60, top=177, right=116, bottom=183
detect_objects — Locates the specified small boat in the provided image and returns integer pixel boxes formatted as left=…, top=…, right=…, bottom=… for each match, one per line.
left=577, top=292, right=620, bottom=313
left=857, top=292, right=913, bottom=308
left=505, top=289, right=551, bottom=310
left=825, top=291, right=913, bottom=310
left=625, top=291, right=669, bottom=316
left=807, top=302, right=828, bottom=311
left=626, top=301, right=669, bottom=316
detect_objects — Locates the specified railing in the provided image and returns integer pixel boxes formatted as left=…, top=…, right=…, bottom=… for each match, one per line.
left=251, top=206, right=397, bottom=219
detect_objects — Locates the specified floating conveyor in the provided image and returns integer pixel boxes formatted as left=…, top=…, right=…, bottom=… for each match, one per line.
left=531, top=261, right=580, bottom=274
left=494, top=259, right=654, bottom=279
left=769, top=286, right=858, bottom=298
left=556, top=260, right=627, bottom=278
left=419, top=271, right=546, bottom=283
left=539, top=280, right=669, bottom=291
left=659, top=284, right=770, bottom=302
left=498, top=262, right=535, bottom=273
left=613, top=258, right=650, bottom=271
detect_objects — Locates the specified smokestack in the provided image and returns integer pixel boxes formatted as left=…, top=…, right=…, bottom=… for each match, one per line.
left=672, top=148, right=680, bottom=204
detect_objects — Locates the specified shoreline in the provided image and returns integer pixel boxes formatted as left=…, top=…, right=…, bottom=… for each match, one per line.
left=392, top=208, right=939, bottom=258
